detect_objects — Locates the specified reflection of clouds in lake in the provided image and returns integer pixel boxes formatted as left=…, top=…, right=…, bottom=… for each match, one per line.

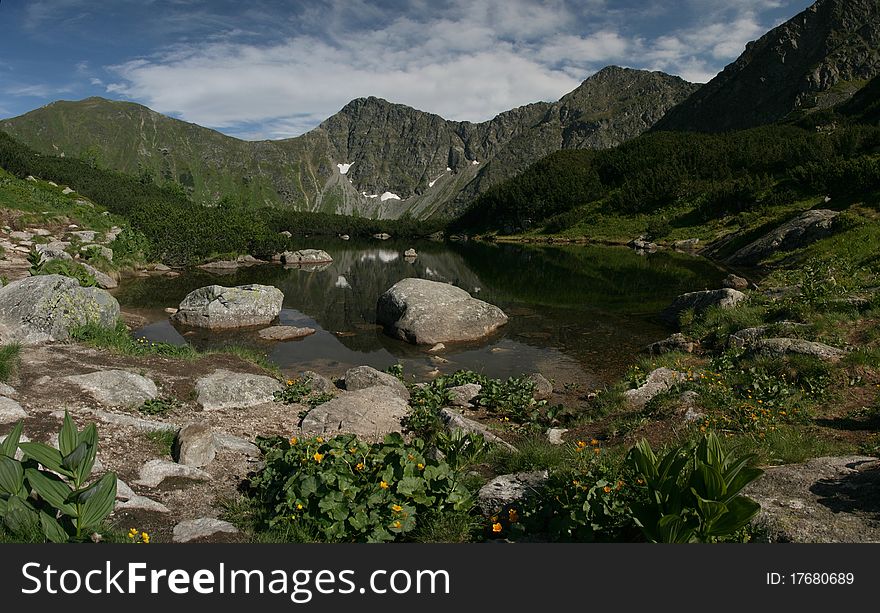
left=335, top=275, right=351, bottom=289
left=378, top=250, right=399, bottom=263
left=424, top=267, right=440, bottom=278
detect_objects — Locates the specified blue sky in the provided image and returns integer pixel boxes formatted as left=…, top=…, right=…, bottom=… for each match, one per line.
left=0, top=0, right=815, bottom=140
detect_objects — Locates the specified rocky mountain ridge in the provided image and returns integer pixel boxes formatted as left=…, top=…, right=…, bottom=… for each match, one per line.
left=1, top=67, right=697, bottom=219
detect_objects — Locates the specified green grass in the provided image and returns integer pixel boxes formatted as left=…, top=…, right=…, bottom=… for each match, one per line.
left=0, top=343, right=21, bottom=382
left=487, top=436, right=572, bottom=474
left=145, top=429, right=176, bottom=457
left=726, top=427, right=854, bottom=465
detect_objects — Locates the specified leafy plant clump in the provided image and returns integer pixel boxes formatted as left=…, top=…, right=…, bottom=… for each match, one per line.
left=0, top=412, right=117, bottom=542
left=248, top=433, right=473, bottom=542
left=28, top=252, right=97, bottom=287
left=139, top=397, right=179, bottom=416
left=625, top=431, right=763, bottom=543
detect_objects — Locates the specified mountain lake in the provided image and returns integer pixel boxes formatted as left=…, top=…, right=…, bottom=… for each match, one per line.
left=113, top=238, right=727, bottom=390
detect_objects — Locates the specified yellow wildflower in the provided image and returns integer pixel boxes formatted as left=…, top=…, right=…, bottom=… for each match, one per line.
left=316, top=437, right=324, bottom=443
left=380, top=481, right=389, bottom=489
left=603, top=485, right=612, bottom=494
left=491, top=523, right=502, bottom=533
left=141, top=532, right=150, bottom=544
left=289, top=436, right=298, bottom=445
left=313, top=452, right=324, bottom=463
left=356, top=462, right=365, bottom=471
left=417, top=463, right=425, bottom=470
left=508, top=509, right=519, bottom=523
left=392, top=504, right=403, bottom=513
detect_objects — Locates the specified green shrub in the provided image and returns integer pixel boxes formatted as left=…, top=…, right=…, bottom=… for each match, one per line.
left=248, top=433, right=473, bottom=542
left=139, top=397, right=179, bottom=416
left=625, top=432, right=763, bottom=543
left=0, top=343, right=21, bottom=382
left=0, top=412, right=117, bottom=542
left=29, top=256, right=97, bottom=287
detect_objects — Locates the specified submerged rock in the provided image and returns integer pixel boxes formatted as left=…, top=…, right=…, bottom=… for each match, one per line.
left=172, top=284, right=283, bottom=329
left=258, top=325, right=316, bottom=341
left=377, top=278, right=508, bottom=345
left=0, top=275, right=119, bottom=344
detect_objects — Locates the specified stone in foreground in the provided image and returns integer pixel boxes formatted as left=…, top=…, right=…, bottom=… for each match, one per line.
left=0, top=397, right=27, bottom=424
left=439, top=408, right=516, bottom=452
left=194, top=369, right=283, bottom=410
left=65, top=370, right=158, bottom=408
left=478, top=471, right=549, bottom=516
left=173, top=422, right=217, bottom=467
left=173, top=518, right=239, bottom=543
left=752, top=338, right=846, bottom=362
left=172, top=284, right=283, bottom=329
left=660, top=288, right=746, bottom=326
left=377, top=278, right=508, bottom=345
left=343, top=365, right=410, bottom=400
left=744, top=456, right=880, bottom=542
left=299, top=386, right=409, bottom=442
left=135, top=459, right=211, bottom=488
left=0, top=275, right=119, bottom=344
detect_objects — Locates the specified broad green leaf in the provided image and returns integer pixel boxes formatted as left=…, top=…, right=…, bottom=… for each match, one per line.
left=39, top=511, right=70, bottom=543
left=693, top=463, right=726, bottom=501
left=0, top=420, right=24, bottom=458
left=706, top=496, right=761, bottom=537
left=0, top=456, right=24, bottom=496
left=18, top=442, right=70, bottom=476
left=79, top=473, right=117, bottom=530
left=725, top=467, right=764, bottom=500
left=59, top=411, right=78, bottom=457
left=25, top=468, right=75, bottom=516
left=62, top=442, right=89, bottom=472
left=2, top=495, right=39, bottom=536
left=657, top=513, right=695, bottom=544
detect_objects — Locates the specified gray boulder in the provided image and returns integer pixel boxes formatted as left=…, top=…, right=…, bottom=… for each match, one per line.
left=344, top=365, right=409, bottom=401
left=727, top=209, right=840, bottom=266
left=299, top=386, right=409, bottom=442
left=744, top=456, right=880, bottom=542
left=377, top=278, right=508, bottom=345
left=722, top=274, right=749, bottom=290
left=624, top=367, right=682, bottom=410
left=448, top=383, right=482, bottom=408
left=660, top=288, right=747, bottom=326
left=134, top=459, right=211, bottom=488
left=258, top=325, right=316, bottom=341
left=194, top=369, right=283, bottom=410
left=439, top=408, right=516, bottom=452
left=173, top=518, right=239, bottom=543
left=80, top=262, right=117, bottom=289
left=300, top=371, right=337, bottom=395
left=172, top=284, right=283, bottom=329
left=66, top=370, right=158, bottom=408
left=0, top=275, right=119, bottom=344
left=282, top=249, right=333, bottom=265
left=527, top=373, right=553, bottom=401
left=478, top=471, right=549, bottom=516
left=546, top=428, right=568, bottom=445
left=752, top=338, right=846, bottom=362
left=646, top=332, right=697, bottom=354
left=35, top=242, right=72, bottom=264
left=173, top=422, right=217, bottom=467
left=0, top=397, right=27, bottom=424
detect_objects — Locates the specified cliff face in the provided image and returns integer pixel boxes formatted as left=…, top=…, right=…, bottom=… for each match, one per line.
left=655, top=0, right=880, bottom=133
left=1, top=67, right=695, bottom=219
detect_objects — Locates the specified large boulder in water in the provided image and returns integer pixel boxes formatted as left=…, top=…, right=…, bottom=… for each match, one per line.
left=282, top=249, right=333, bottom=265
left=377, top=278, right=508, bottom=345
left=0, top=274, right=119, bottom=344
left=171, top=284, right=283, bottom=329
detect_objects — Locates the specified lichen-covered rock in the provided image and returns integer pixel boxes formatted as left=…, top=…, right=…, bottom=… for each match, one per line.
left=745, top=456, right=880, bottom=543
left=624, top=367, right=682, bottom=410
left=258, top=325, right=316, bottom=341
left=66, top=370, right=158, bottom=408
left=173, top=518, right=239, bottom=543
left=646, top=333, right=697, bottom=354
left=0, top=396, right=27, bottom=424
left=752, top=338, right=846, bottom=362
left=172, top=284, right=283, bottom=329
left=377, top=278, right=508, bottom=345
left=173, top=422, right=217, bottom=468
left=478, top=471, right=549, bottom=516
left=447, top=383, right=482, bottom=408
left=0, top=275, right=120, bottom=344
left=194, top=369, right=283, bottom=410
left=660, top=288, right=747, bottom=326
left=299, top=386, right=409, bottom=441
left=135, top=459, right=211, bottom=488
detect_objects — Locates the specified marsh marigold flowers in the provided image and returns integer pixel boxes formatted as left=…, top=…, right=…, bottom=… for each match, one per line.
left=391, top=504, right=403, bottom=513
left=313, top=452, right=324, bottom=462
left=380, top=480, right=389, bottom=489
left=492, top=522, right=502, bottom=533
left=289, top=436, right=298, bottom=445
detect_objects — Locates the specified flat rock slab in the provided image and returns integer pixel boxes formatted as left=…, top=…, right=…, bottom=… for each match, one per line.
left=377, top=278, right=508, bottom=345
left=299, top=386, right=409, bottom=442
left=624, top=367, right=682, bottom=410
left=172, top=284, right=283, bottom=329
left=546, top=428, right=568, bottom=445
left=728, top=209, right=839, bottom=266
left=752, top=338, right=846, bottom=362
left=66, top=370, right=158, bottom=408
left=135, top=459, right=211, bottom=488
left=74, top=409, right=178, bottom=432
left=195, top=369, right=283, bottom=410
left=0, top=396, right=27, bottom=424
left=448, top=383, right=482, bottom=408
left=745, top=456, right=880, bottom=542
left=478, top=471, right=549, bottom=516
left=440, top=408, right=516, bottom=452
left=258, top=325, right=316, bottom=341
left=173, top=518, right=239, bottom=543
left=344, top=365, right=409, bottom=400
left=646, top=333, right=697, bottom=355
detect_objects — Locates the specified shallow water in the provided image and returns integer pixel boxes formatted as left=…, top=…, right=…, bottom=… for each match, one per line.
left=114, top=239, right=726, bottom=387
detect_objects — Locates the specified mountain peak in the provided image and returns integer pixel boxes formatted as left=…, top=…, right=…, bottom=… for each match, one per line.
left=655, top=0, right=880, bottom=132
